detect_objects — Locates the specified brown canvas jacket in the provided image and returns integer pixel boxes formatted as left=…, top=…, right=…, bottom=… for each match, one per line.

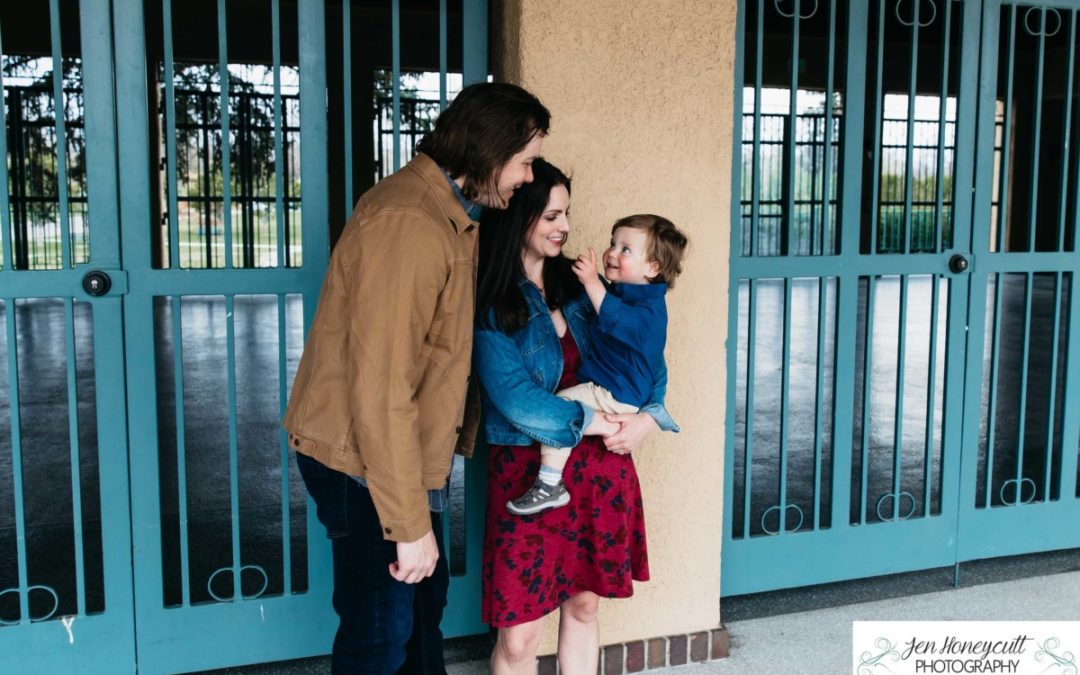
left=284, top=153, right=481, bottom=542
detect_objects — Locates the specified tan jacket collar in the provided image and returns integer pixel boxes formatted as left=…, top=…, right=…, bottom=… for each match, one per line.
left=404, top=153, right=477, bottom=234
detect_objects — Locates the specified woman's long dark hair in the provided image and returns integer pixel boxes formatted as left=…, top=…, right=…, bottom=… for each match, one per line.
left=477, top=158, right=581, bottom=334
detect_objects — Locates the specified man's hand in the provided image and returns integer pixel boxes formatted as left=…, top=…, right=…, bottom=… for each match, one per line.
left=389, top=530, right=439, bottom=584
left=603, top=412, right=660, bottom=455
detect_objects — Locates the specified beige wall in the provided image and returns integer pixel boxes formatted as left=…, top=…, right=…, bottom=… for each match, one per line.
left=495, top=0, right=738, bottom=651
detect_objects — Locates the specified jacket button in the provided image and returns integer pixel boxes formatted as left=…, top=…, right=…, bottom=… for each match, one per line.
left=384, top=527, right=392, bottom=535
left=456, top=426, right=462, bottom=434
left=292, top=438, right=299, bottom=447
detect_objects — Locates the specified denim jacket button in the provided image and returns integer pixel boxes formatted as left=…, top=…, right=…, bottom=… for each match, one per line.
left=455, top=426, right=463, bottom=434
left=383, top=527, right=392, bottom=535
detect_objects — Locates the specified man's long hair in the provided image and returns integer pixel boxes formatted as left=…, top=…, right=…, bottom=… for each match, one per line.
left=416, top=83, right=550, bottom=204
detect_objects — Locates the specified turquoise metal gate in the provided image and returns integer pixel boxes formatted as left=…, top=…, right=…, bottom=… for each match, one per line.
left=3, top=0, right=490, bottom=672
left=0, top=2, right=137, bottom=671
left=724, top=0, right=1080, bottom=595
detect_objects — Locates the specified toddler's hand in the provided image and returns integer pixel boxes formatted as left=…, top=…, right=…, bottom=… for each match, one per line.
left=572, top=247, right=600, bottom=285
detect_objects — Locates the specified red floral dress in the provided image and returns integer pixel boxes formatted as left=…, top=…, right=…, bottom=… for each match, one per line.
left=481, top=330, right=650, bottom=628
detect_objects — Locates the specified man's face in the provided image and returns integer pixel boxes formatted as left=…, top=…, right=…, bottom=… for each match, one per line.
left=478, top=133, right=545, bottom=209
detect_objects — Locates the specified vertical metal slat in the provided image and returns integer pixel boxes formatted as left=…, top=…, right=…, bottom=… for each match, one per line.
left=922, top=277, right=941, bottom=516
left=218, top=0, right=233, bottom=269
left=5, top=302, right=30, bottom=623
left=225, top=295, right=242, bottom=600
left=1057, top=12, right=1077, bottom=253
left=163, top=0, right=181, bottom=269
left=934, top=0, right=953, bottom=252
left=869, top=0, right=886, bottom=254
left=172, top=296, right=191, bottom=604
left=64, top=299, right=86, bottom=614
left=742, top=279, right=757, bottom=537
left=278, top=295, right=291, bottom=594
left=0, top=24, right=13, bottom=271
left=777, top=278, right=793, bottom=531
left=996, top=6, right=1017, bottom=253
left=1027, top=8, right=1047, bottom=253
left=983, top=275, right=1005, bottom=508
left=820, top=0, right=837, bottom=255
left=892, top=275, right=909, bottom=519
left=751, top=0, right=764, bottom=257
left=859, top=277, right=877, bottom=523
left=391, top=0, right=402, bottom=172
left=342, top=0, right=353, bottom=213
left=784, top=0, right=801, bottom=257
left=439, top=0, right=448, bottom=110
left=48, top=0, right=73, bottom=269
left=902, top=1, right=921, bottom=255
left=812, top=277, right=828, bottom=529
left=272, top=0, right=286, bottom=268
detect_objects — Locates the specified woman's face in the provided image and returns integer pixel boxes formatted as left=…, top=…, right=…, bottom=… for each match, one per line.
left=522, top=184, right=571, bottom=265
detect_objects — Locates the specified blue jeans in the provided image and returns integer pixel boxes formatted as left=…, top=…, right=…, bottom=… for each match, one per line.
left=297, top=453, right=449, bottom=674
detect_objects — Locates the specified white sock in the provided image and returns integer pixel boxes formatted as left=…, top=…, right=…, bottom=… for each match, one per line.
left=537, top=464, right=562, bottom=486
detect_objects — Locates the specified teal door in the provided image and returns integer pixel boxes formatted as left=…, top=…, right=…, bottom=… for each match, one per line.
left=0, top=2, right=137, bottom=671
left=3, top=0, right=490, bottom=672
left=724, top=0, right=1080, bottom=595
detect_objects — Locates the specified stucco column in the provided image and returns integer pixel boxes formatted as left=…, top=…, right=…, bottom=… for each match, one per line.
left=494, top=0, right=737, bottom=653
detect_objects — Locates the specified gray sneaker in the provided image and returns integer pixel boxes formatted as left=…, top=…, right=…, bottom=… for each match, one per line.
left=506, top=478, right=570, bottom=515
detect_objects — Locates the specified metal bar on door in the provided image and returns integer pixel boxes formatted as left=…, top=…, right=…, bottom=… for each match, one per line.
left=1012, top=273, right=1035, bottom=503
left=859, top=277, right=877, bottom=523
left=172, top=296, right=191, bottom=603
left=218, top=0, right=233, bottom=269
left=778, top=278, right=793, bottom=531
left=996, top=6, right=1017, bottom=252
left=440, top=0, right=448, bottom=110
left=1042, top=273, right=1062, bottom=498
left=784, top=0, right=801, bottom=256
left=4, top=303, right=30, bottom=623
left=1027, top=8, right=1047, bottom=253
left=934, top=0, right=953, bottom=252
left=742, top=279, right=757, bottom=537
left=1058, top=12, right=1077, bottom=253
left=225, top=295, right=242, bottom=599
left=64, top=299, right=86, bottom=614
left=869, top=0, right=886, bottom=254
left=273, top=0, right=286, bottom=268
left=751, top=0, right=764, bottom=257
left=812, top=277, right=827, bottom=529
left=983, top=274, right=1004, bottom=508
left=0, top=23, right=12, bottom=270
left=163, top=0, right=181, bottom=269
left=277, top=295, right=291, bottom=593
left=821, top=0, right=837, bottom=256
left=343, top=0, right=353, bottom=213
left=49, top=0, right=73, bottom=269
left=892, top=276, right=909, bottom=519
left=923, top=277, right=940, bottom=516
left=902, top=0, right=921, bottom=255
left=391, top=0, right=402, bottom=172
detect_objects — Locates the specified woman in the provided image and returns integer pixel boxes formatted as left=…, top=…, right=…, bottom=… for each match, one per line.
left=474, top=159, right=678, bottom=673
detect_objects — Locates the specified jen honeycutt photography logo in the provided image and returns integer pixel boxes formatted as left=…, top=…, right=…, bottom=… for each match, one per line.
left=853, top=621, right=1080, bottom=675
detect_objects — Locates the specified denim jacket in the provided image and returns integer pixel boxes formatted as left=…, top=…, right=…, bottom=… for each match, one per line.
left=473, top=278, right=680, bottom=448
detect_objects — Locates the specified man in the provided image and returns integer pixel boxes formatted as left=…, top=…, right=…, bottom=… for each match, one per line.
left=284, top=83, right=550, bottom=673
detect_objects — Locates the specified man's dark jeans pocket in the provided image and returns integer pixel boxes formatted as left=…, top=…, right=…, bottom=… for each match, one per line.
left=296, top=453, right=349, bottom=539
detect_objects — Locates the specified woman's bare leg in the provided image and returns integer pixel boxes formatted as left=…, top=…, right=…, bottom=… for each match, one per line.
left=492, top=616, right=546, bottom=675
left=557, top=591, right=600, bottom=675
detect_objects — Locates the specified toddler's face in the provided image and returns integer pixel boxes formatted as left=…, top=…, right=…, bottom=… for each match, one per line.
left=603, top=227, right=659, bottom=285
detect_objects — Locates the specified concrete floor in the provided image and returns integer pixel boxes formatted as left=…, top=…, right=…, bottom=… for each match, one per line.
left=196, top=547, right=1080, bottom=674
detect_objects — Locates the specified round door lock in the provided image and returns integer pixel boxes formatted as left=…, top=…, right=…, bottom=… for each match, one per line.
left=948, top=254, right=970, bottom=274
left=82, top=270, right=112, bottom=297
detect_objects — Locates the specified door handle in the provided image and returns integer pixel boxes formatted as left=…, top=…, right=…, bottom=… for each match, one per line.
left=948, top=254, right=970, bottom=275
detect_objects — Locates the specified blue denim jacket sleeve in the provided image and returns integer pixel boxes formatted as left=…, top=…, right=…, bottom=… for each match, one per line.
left=641, top=355, right=680, bottom=432
left=473, top=326, right=595, bottom=448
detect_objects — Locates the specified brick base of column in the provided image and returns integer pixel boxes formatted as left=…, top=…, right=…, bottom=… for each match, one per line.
left=536, top=626, right=730, bottom=674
